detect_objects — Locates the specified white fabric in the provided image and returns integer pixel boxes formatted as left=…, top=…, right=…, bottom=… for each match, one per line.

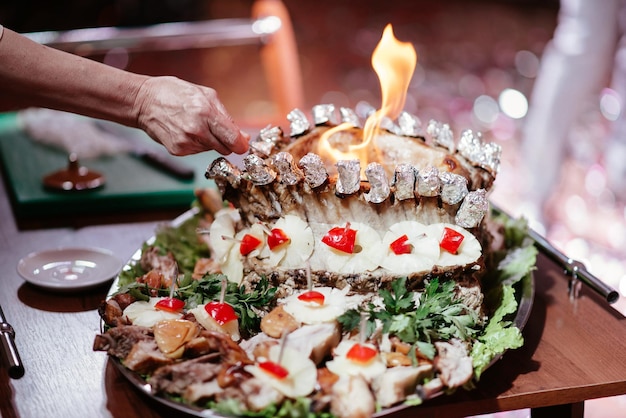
left=521, top=0, right=626, bottom=207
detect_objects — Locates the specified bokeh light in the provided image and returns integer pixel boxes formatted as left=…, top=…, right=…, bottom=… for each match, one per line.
left=498, top=88, right=528, bottom=119
left=584, top=164, right=607, bottom=198
left=599, top=88, right=622, bottom=121
left=514, top=50, right=540, bottom=78
left=473, top=94, right=499, bottom=125
left=252, top=16, right=282, bottom=35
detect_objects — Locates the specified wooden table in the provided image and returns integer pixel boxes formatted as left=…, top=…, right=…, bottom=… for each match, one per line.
left=1, top=168, right=625, bottom=418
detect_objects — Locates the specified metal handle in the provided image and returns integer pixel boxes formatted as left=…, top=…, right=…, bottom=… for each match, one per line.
left=21, top=17, right=282, bottom=56
left=492, top=204, right=619, bottom=305
left=0, top=306, right=24, bottom=379
left=527, top=228, right=619, bottom=304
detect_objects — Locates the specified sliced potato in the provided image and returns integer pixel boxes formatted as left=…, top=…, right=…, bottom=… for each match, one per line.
left=153, top=319, right=198, bottom=358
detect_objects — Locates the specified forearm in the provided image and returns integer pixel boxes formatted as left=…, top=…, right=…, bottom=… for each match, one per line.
left=0, top=27, right=149, bottom=127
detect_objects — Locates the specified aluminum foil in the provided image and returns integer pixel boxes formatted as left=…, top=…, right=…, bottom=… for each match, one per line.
left=417, top=166, right=440, bottom=197
left=298, top=152, right=328, bottom=188
left=335, top=159, right=361, bottom=195
left=243, top=154, right=276, bottom=186
left=272, top=151, right=303, bottom=186
left=481, top=141, right=502, bottom=174
left=379, top=116, right=397, bottom=134
left=312, top=104, right=338, bottom=125
left=249, top=125, right=283, bottom=157
left=287, top=108, right=310, bottom=137
left=340, top=107, right=361, bottom=127
left=392, top=163, right=416, bottom=201
left=427, top=119, right=455, bottom=152
left=397, top=111, right=422, bottom=137
left=439, top=172, right=468, bottom=205
left=205, top=157, right=242, bottom=189
left=455, top=189, right=488, bottom=228
left=355, top=101, right=376, bottom=119
left=364, top=162, right=390, bottom=203
left=457, top=129, right=501, bottom=174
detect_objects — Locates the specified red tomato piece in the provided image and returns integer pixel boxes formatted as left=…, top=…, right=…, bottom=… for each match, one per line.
left=321, top=223, right=357, bottom=254
left=389, top=234, right=412, bottom=255
left=346, top=343, right=378, bottom=365
left=267, top=228, right=291, bottom=250
left=259, top=361, right=289, bottom=379
left=240, top=234, right=262, bottom=256
left=204, top=301, right=238, bottom=325
left=439, top=227, right=465, bottom=254
left=154, top=297, right=185, bottom=313
left=297, top=290, right=325, bottom=305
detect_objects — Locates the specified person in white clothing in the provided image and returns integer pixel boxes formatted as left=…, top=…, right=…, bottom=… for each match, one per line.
left=521, top=0, right=626, bottom=224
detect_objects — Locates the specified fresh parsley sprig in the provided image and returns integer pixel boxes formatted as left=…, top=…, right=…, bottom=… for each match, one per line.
left=177, top=274, right=277, bottom=338
left=114, top=273, right=276, bottom=338
left=338, top=277, right=480, bottom=360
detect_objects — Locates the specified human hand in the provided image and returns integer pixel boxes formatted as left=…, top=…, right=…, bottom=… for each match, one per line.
left=133, top=76, right=250, bottom=156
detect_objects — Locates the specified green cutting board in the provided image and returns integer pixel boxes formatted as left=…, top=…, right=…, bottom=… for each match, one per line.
left=0, top=112, right=226, bottom=223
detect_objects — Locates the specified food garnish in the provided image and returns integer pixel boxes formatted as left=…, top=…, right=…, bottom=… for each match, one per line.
left=389, top=234, right=412, bottom=255
left=322, top=223, right=357, bottom=254
left=97, top=209, right=536, bottom=418
left=439, top=226, right=465, bottom=254
left=240, top=233, right=262, bottom=256
left=204, top=301, right=238, bottom=325
left=297, top=290, right=325, bottom=305
left=258, top=360, right=289, bottom=379
left=267, top=228, right=291, bottom=250
left=154, top=297, right=185, bottom=313
left=346, top=343, right=378, bottom=365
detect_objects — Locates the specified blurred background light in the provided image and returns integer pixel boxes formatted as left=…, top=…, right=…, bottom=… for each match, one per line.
left=514, top=50, right=540, bottom=78
left=599, top=88, right=622, bottom=121
left=473, top=94, right=499, bottom=125
left=498, top=88, right=528, bottom=119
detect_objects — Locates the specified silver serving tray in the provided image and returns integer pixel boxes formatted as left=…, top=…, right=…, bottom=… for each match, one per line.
left=103, top=208, right=535, bottom=417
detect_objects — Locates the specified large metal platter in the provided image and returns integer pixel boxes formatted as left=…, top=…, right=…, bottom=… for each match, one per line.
left=102, top=208, right=535, bottom=417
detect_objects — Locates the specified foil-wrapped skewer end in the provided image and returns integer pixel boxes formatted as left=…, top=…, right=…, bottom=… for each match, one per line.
left=243, top=154, right=277, bottom=186
left=364, top=162, right=390, bottom=203
left=439, top=172, right=468, bottom=205
left=417, top=166, right=440, bottom=197
left=457, top=129, right=501, bottom=174
left=298, top=152, right=328, bottom=188
left=455, top=189, right=488, bottom=228
left=397, top=111, right=423, bottom=138
left=340, top=107, right=361, bottom=128
left=312, top=104, right=339, bottom=126
left=392, top=163, right=416, bottom=201
left=272, top=151, right=304, bottom=186
left=206, top=157, right=242, bottom=190
left=427, top=119, right=455, bottom=152
left=335, top=159, right=361, bottom=195
left=249, top=125, right=285, bottom=157
left=287, top=108, right=311, bottom=137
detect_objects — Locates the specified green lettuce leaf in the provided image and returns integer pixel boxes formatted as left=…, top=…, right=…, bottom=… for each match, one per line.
left=472, top=283, right=525, bottom=380
left=498, top=245, right=538, bottom=286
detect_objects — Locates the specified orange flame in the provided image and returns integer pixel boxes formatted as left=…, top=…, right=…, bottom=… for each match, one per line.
left=317, top=24, right=417, bottom=171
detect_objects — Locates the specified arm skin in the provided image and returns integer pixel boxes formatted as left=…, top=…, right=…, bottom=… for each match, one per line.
left=0, top=26, right=249, bottom=156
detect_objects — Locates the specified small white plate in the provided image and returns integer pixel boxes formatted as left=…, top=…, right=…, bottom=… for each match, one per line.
left=17, top=247, right=123, bottom=292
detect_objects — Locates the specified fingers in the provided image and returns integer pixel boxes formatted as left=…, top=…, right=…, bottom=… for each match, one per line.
left=208, top=98, right=250, bottom=155
left=136, top=77, right=250, bottom=156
